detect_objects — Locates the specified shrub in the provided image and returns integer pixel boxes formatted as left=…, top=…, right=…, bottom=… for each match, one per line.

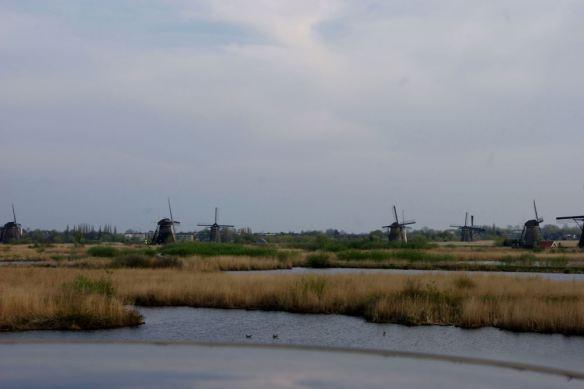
left=87, top=246, right=118, bottom=258
left=306, top=253, right=331, bottom=268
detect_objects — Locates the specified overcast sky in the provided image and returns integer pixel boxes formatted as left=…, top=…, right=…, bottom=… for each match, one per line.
left=1, top=0, right=583, bottom=232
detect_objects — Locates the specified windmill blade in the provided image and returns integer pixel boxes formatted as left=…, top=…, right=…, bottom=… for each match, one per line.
left=168, top=198, right=174, bottom=223
left=464, top=212, right=468, bottom=227
left=197, top=224, right=214, bottom=227
left=533, top=200, right=543, bottom=223
left=402, top=210, right=405, bottom=224
left=471, top=215, right=474, bottom=227
left=214, top=207, right=219, bottom=224
left=401, top=221, right=416, bottom=226
left=393, top=206, right=399, bottom=224
left=11, top=204, right=16, bottom=224
left=168, top=198, right=176, bottom=239
left=219, top=224, right=235, bottom=228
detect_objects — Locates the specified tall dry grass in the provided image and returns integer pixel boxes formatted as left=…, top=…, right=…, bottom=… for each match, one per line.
left=110, top=270, right=584, bottom=334
left=2, top=267, right=584, bottom=334
left=0, top=268, right=142, bottom=331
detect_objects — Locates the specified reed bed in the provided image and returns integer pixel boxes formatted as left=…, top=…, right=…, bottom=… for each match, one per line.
left=0, top=268, right=142, bottom=331
left=3, top=268, right=582, bottom=334
left=109, top=270, right=584, bottom=334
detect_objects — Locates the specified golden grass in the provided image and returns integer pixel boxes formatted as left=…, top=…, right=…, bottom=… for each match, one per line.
left=2, top=267, right=583, bottom=335
left=181, top=256, right=295, bottom=272
left=0, top=268, right=142, bottom=331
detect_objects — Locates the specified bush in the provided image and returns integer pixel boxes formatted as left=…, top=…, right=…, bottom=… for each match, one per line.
left=87, top=246, right=118, bottom=258
left=306, top=253, right=331, bottom=268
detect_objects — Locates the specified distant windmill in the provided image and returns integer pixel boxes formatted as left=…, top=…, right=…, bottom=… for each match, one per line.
left=556, top=212, right=584, bottom=249
left=520, top=201, right=544, bottom=249
left=382, top=205, right=415, bottom=243
left=150, top=198, right=180, bottom=245
left=198, top=207, right=234, bottom=243
left=0, top=204, right=23, bottom=243
left=450, top=213, right=485, bottom=242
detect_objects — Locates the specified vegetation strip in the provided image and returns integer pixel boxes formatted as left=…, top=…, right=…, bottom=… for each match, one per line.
left=1, top=268, right=583, bottom=335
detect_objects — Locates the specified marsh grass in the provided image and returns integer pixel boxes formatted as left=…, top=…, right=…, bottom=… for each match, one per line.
left=159, top=242, right=281, bottom=258
left=87, top=246, right=157, bottom=258
left=0, top=270, right=142, bottom=331
left=109, top=254, right=181, bottom=269
left=1, top=268, right=584, bottom=334
left=62, top=275, right=115, bottom=297
left=109, top=270, right=584, bottom=334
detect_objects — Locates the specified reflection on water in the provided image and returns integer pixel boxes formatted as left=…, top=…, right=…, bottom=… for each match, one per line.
left=2, top=343, right=579, bottom=389
left=228, top=267, right=584, bottom=281
left=1, top=307, right=583, bottom=372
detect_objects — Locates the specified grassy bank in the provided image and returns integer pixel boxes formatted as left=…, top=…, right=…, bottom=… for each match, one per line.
left=2, top=243, right=584, bottom=273
left=0, top=269, right=142, bottom=331
left=1, top=268, right=583, bottom=335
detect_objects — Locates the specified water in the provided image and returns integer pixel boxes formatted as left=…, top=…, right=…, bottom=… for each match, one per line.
left=2, top=343, right=579, bottom=388
left=2, top=307, right=583, bottom=372
left=228, top=267, right=584, bottom=281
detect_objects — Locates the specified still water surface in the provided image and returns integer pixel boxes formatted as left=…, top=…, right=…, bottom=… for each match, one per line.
left=229, top=267, right=584, bottom=281
left=1, top=307, right=583, bottom=372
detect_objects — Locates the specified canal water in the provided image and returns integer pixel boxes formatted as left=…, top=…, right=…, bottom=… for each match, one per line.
left=228, top=267, right=584, bottom=281
left=2, top=342, right=580, bottom=388
left=1, top=307, right=583, bottom=372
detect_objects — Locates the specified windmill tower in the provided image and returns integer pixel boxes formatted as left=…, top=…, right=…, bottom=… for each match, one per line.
left=556, top=213, right=584, bottom=249
left=450, top=213, right=485, bottom=242
left=198, top=207, right=234, bottom=243
left=150, top=199, right=180, bottom=245
left=0, top=204, right=23, bottom=243
left=520, top=201, right=544, bottom=249
left=382, top=205, right=415, bottom=243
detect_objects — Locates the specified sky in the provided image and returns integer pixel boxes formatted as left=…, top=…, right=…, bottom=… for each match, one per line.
left=1, top=0, right=583, bottom=233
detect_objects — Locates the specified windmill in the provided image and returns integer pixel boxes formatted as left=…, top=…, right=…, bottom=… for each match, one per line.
left=450, top=213, right=485, bottom=242
left=0, top=204, right=23, bottom=243
left=198, top=207, right=234, bottom=243
left=382, top=205, right=415, bottom=243
left=520, top=201, right=544, bottom=249
left=150, top=198, right=180, bottom=245
left=556, top=212, right=584, bottom=249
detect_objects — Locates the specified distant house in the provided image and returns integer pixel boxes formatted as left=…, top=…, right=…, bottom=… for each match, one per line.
left=539, top=240, right=559, bottom=249
left=124, top=232, right=147, bottom=242
left=176, top=232, right=195, bottom=242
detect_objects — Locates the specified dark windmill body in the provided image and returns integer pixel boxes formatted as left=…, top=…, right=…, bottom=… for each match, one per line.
left=198, top=208, right=234, bottom=243
left=556, top=214, right=584, bottom=249
left=450, top=213, right=484, bottom=242
left=520, top=201, right=544, bottom=249
left=382, top=206, right=415, bottom=243
left=0, top=205, right=23, bottom=243
left=150, top=199, right=180, bottom=245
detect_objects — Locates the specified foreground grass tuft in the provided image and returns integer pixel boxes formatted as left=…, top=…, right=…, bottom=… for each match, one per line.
left=0, top=271, right=142, bottom=331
